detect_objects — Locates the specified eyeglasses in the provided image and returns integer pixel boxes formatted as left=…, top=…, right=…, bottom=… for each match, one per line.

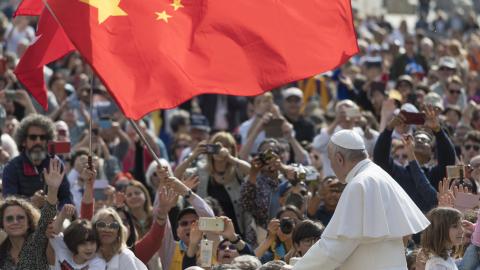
left=219, top=244, right=236, bottom=251
left=27, top=134, right=47, bottom=141
left=394, top=154, right=408, bottom=160
left=4, top=215, right=26, bottom=224
left=449, top=89, right=461, bottom=95
left=179, top=220, right=196, bottom=227
left=464, top=144, right=480, bottom=151
left=96, top=221, right=120, bottom=230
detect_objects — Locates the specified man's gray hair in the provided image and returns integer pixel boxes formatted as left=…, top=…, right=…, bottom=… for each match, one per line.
left=232, top=255, right=262, bottom=270
left=14, top=114, right=55, bottom=151
left=330, top=142, right=368, bottom=161
left=257, top=260, right=286, bottom=270
left=211, top=264, right=241, bottom=270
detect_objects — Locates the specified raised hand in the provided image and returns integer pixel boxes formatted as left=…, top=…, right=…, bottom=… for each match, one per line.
left=423, top=104, right=440, bottom=131
left=44, top=159, right=65, bottom=189
left=267, top=218, right=280, bottom=238
left=437, top=178, right=455, bottom=208
left=189, top=221, right=204, bottom=246
left=60, top=204, right=76, bottom=220
left=155, top=186, right=178, bottom=217
left=114, top=191, right=126, bottom=208
left=183, top=174, right=200, bottom=190
left=401, top=134, right=416, bottom=161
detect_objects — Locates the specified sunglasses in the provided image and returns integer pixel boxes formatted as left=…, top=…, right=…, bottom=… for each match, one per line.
left=464, top=144, right=480, bottom=151
left=449, top=89, right=461, bottom=95
left=179, top=220, right=195, bottom=227
left=440, top=66, right=455, bottom=72
left=4, top=214, right=26, bottom=224
left=96, top=221, right=120, bottom=230
left=27, top=134, right=47, bottom=141
left=219, top=244, right=236, bottom=251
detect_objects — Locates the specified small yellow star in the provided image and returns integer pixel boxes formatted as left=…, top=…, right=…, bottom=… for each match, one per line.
left=80, top=0, right=127, bottom=24
left=156, top=10, right=172, bottom=22
left=170, top=0, right=184, bottom=11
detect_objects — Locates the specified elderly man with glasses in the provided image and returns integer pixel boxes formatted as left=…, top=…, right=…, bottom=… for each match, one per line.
left=2, top=114, right=73, bottom=208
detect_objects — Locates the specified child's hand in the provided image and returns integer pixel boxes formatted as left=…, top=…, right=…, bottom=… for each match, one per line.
left=60, top=204, right=76, bottom=219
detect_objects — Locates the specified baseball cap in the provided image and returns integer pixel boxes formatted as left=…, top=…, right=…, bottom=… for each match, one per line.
left=177, top=207, right=198, bottom=222
left=438, top=56, right=457, bottom=70
left=190, top=113, right=210, bottom=132
left=283, top=87, right=303, bottom=99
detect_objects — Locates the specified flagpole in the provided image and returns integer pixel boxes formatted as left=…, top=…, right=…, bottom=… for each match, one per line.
left=88, top=74, right=94, bottom=169
left=127, top=119, right=163, bottom=167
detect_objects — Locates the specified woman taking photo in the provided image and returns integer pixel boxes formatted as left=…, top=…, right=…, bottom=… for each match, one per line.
left=0, top=158, right=64, bottom=269
left=174, top=132, right=251, bottom=239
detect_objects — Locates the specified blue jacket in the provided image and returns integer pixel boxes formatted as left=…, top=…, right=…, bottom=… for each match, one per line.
left=2, top=152, right=72, bottom=207
left=373, top=128, right=456, bottom=212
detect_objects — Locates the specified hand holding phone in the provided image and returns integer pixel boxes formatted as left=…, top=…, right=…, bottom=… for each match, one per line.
left=400, top=111, right=426, bottom=125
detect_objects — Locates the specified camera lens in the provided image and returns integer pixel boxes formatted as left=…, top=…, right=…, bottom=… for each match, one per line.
left=280, top=218, right=294, bottom=234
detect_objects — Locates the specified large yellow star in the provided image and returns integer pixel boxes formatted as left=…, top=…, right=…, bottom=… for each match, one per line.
left=156, top=11, right=172, bottom=23
left=80, top=0, right=127, bottom=24
left=170, top=0, right=184, bottom=11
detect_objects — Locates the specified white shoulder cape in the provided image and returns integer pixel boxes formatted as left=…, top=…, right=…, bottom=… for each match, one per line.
left=323, top=159, right=430, bottom=239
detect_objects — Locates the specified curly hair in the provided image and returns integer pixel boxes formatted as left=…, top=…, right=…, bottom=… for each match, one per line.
left=0, top=197, right=40, bottom=235
left=14, top=114, right=55, bottom=151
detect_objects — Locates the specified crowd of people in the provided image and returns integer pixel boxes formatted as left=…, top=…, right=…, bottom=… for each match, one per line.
left=3, top=0, right=480, bottom=269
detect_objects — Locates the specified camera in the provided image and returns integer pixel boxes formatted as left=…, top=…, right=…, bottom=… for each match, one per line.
left=259, top=149, right=275, bottom=164
left=280, top=218, right=294, bottom=234
left=205, top=144, right=221, bottom=155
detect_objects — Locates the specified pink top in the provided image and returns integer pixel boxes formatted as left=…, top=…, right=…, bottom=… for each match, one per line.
left=472, top=211, right=480, bottom=246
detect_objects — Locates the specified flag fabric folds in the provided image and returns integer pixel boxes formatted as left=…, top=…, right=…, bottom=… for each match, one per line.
left=28, top=0, right=358, bottom=120
left=14, top=9, right=75, bottom=110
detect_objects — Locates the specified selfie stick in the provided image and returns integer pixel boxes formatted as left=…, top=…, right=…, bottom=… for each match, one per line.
left=127, top=119, right=163, bottom=167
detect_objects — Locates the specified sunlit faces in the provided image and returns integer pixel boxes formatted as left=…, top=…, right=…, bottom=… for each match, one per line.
left=176, top=213, right=198, bottom=245
left=125, top=186, right=146, bottom=210
left=448, top=220, right=464, bottom=247
left=217, top=241, right=240, bottom=265
left=3, top=205, right=28, bottom=237
left=95, top=215, right=119, bottom=245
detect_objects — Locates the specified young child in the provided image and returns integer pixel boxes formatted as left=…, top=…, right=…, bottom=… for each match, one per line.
left=50, top=205, right=106, bottom=270
left=421, top=207, right=463, bottom=270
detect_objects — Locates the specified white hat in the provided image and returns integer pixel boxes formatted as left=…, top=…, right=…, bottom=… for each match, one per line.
left=438, top=56, right=457, bottom=70
left=331, top=129, right=365, bottom=150
left=282, top=87, right=303, bottom=99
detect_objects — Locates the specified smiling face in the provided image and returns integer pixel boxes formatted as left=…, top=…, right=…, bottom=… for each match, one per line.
left=449, top=220, right=464, bottom=247
left=96, top=215, right=119, bottom=246
left=2, top=205, right=28, bottom=237
left=125, top=186, right=146, bottom=210
left=75, top=241, right=97, bottom=263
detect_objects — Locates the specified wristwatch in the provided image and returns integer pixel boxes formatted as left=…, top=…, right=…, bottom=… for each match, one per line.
left=184, top=189, right=192, bottom=199
left=230, top=234, right=241, bottom=244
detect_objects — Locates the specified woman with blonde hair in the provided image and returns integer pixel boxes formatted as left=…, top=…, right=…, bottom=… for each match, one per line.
left=92, top=207, right=146, bottom=270
left=174, top=131, right=253, bottom=242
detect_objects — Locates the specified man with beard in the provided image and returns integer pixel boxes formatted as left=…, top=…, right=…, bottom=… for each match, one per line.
left=2, top=114, right=72, bottom=207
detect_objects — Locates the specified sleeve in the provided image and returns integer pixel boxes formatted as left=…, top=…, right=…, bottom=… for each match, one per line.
left=238, top=243, right=255, bottom=256
left=48, top=234, right=65, bottom=253
left=429, top=129, right=456, bottom=189
left=190, top=192, right=215, bottom=217
left=372, top=128, right=395, bottom=173
left=80, top=201, right=94, bottom=220
left=89, top=257, right=107, bottom=270
left=134, top=221, right=165, bottom=263
left=159, top=218, right=180, bottom=270
left=461, top=244, right=480, bottom=270
left=2, top=160, right=19, bottom=197
left=292, top=237, right=360, bottom=270
left=57, top=174, right=73, bottom=208
left=425, top=261, right=450, bottom=270
left=406, top=160, right=437, bottom=211
left=312, top=129, right=330, bottom=153
left=240, top=181, right=257, bottom=215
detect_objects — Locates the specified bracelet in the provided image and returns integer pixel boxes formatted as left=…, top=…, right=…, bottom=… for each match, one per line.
left=230, top=234, right=241, bottom=244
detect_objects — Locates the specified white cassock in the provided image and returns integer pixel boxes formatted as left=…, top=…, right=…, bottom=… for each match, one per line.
left=293, top=159, right=430, bottom=270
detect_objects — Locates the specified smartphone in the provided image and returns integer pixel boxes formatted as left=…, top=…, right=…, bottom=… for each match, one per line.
left=446, top=165, right=465, bottom=180
left=345, top=107, right=361, bottom=118
left=4, top=90, right=16, bottom=101
left=198, top=217, right=225, bottom=232
left=264, top=118, right=284, bottom=138
left=205, top=144, right=221, bottom=155
left=454, top=192, right=480, bottom=213
left=98, top=118, right=112, bottom=129
left=400, top=111, right=426, bottom=125
left=48, top=141, right=71, bottom=154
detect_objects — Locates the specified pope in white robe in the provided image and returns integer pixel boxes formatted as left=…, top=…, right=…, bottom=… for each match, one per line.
left=293, top=130, right=430, bottom=270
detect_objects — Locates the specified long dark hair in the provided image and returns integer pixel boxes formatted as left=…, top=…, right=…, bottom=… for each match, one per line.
left=116, top=207, right=137, bottom=251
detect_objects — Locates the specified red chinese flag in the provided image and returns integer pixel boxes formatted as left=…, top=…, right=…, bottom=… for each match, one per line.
left=14, top=10, right=75, bottom=109
left=46, top=0, right=358, bottom=120
left=14, top=0, right=44, bottom=16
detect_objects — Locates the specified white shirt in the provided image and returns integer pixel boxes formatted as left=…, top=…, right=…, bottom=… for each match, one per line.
left=50, top=234, right=106, bottom=270
left=293, top=159, right=429, bottom=270
left=106, top=248, right=147, bottom=270
left=425, top=256, right=458, bottom=270
left=238, top=117, right=265, bottom=154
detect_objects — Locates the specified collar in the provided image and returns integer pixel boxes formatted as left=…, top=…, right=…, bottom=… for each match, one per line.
left=344, top=159, right=371, bottom=184
left=22, top=154, right=39, bottom=176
